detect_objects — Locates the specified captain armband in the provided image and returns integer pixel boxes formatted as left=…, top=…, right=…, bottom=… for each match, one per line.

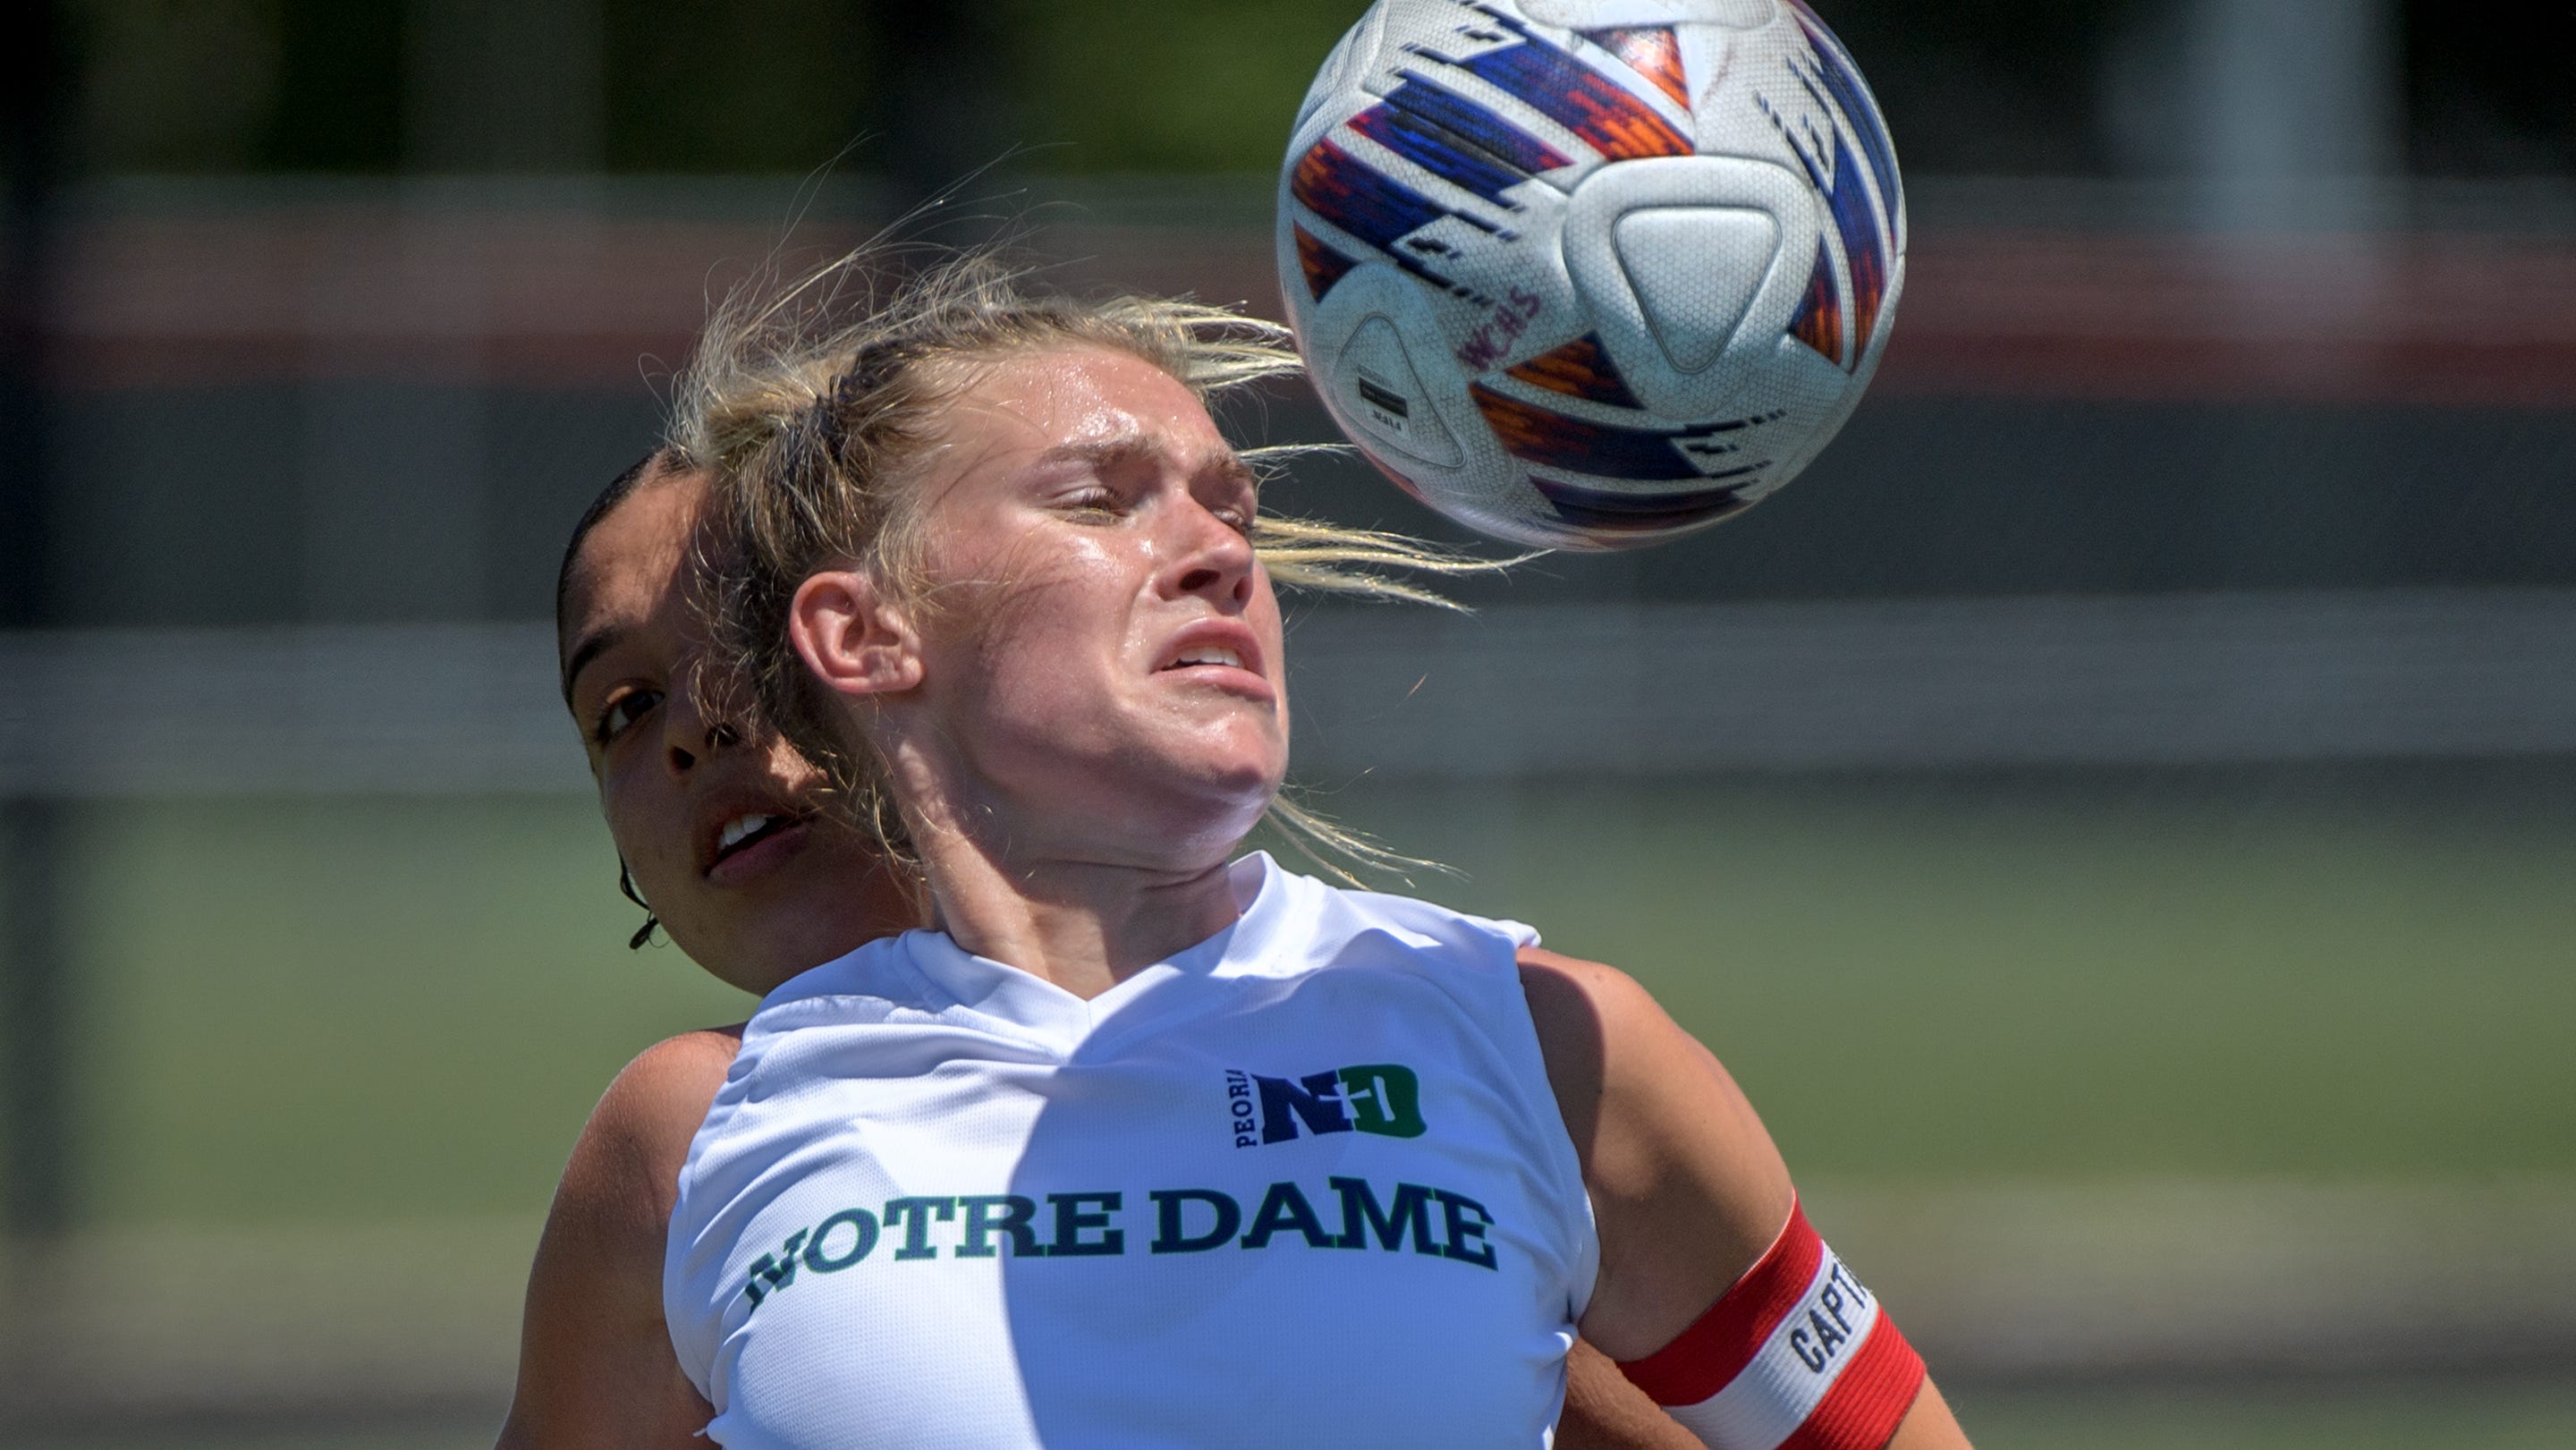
left=1614, top=1200, right=1926, bottom=1450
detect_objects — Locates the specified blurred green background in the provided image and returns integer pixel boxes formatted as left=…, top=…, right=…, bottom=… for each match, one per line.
left=18, top=770, right=2573, bottom=1445
left=70, top=775, right=2576, bottom=1228
left=6, top=0, right=2573, bottom=1445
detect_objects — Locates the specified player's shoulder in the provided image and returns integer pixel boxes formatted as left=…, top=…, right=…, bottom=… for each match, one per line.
left=506, top=1029, right=741, bottom=1447
left=1514, top=945, right=1793, bottom=1346
left=1513, top=945, right=1786, bottom=1199
left=558, top=1025, right=746, bottom=1238
left=1515, top=945, right=1672, bottom=1062
left=606, top=1024, right=746, bottom=1122
left=1516, top=945, right=1679, bottom=1133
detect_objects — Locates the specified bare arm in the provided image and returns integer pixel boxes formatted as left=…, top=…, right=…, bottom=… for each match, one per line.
left=496, top=1028, right=743, bottom=1450
left=1557, top=1338, right=1707, bottom=1450
left=1521, top=948, right=1972, bottom=1450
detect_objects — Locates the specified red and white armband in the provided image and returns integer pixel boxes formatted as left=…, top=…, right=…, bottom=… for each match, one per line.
left=1614, top=1200, right=1926, bottom=1450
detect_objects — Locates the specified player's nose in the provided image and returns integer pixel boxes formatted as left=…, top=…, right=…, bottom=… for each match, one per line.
left=658, top=681, right=741, bottom=775
left=1165, top=499, right=1256, bottom=608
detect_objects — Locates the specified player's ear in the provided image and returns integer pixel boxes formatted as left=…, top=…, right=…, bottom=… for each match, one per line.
left=790, top=568, right=923, bottom=699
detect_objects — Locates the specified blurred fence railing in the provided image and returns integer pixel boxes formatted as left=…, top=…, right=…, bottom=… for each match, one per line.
left=23, top=174, right=2576, bottom=632
left=5, top=588, right=2572, bottom=798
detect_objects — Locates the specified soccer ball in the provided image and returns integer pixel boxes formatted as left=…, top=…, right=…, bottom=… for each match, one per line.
left=1275, top=0, right=1903, bottom=550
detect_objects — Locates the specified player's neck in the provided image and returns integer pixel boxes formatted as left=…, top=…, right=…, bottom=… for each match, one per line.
left=915, top=830, right=1243, bottom=1000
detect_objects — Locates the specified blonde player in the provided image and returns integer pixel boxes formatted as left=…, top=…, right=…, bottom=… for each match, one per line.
left=563, top=250, right=1971, bottom=1447
left=508, top=449, right=1701, bottom=1447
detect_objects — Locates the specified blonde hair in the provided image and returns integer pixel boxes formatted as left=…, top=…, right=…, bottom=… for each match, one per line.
left=677, top=246, right=1495, bottom=877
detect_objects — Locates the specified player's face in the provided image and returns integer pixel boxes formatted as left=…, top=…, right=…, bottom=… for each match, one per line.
left=560, top=468, right=915, bottom=994
left=888, top=345, right=1288, bottom=864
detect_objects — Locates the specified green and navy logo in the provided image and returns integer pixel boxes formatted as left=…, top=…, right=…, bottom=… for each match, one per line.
left=1227, top=1064, right=1426, bottom=1149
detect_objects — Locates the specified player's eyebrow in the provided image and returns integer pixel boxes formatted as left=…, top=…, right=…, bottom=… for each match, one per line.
left=1206, top=449, right=1259, bottom=492
left=560, top=624, right=626, bottom=708
left=1032, top=435, right=1162, bottom=473
left=1035, top=435, right=1257, bottom=490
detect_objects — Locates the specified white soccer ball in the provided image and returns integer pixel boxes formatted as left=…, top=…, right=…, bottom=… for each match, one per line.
left=1276, top=0, right=1904, bottom=550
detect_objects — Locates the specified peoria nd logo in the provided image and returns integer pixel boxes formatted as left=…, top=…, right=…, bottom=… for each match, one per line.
left=1227, top=1064, right=1426, bottom=1148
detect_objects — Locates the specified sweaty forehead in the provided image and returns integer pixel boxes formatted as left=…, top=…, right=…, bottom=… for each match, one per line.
left=919, top=347, right=1241, bottom=498
left=969, top=345, right=1222, bottom=445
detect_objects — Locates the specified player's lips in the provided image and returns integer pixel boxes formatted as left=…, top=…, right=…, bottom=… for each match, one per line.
left=698, top=790, right=818, bottom=884
left=1154, top=619, right=1272, bottom=699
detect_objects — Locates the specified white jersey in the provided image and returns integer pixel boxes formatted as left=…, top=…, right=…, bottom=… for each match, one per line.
left=665, top=852, right=1597, bottom=1449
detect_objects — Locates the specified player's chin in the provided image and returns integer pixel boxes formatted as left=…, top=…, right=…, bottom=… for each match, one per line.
left=1165, top=729, right=1286, bottom=804
left=659, top=896, right=824, bottom=995
left=1108, top=750, right=1280, bottom=851
left=1198, top=769, right=1288, bottom=849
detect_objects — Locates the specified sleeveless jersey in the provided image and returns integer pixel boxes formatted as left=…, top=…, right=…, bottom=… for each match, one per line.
left=665, top=852, right=1597, bottom=1448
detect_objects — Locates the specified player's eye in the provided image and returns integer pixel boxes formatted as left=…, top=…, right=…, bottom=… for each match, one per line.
left=592, top=688, right=662, bottom=744
left=1202, top=461, right=1259, bottom=537
left=1062, top=485, right=1124, bottom=520
left=1201, top=477, right=1258, bottom=537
